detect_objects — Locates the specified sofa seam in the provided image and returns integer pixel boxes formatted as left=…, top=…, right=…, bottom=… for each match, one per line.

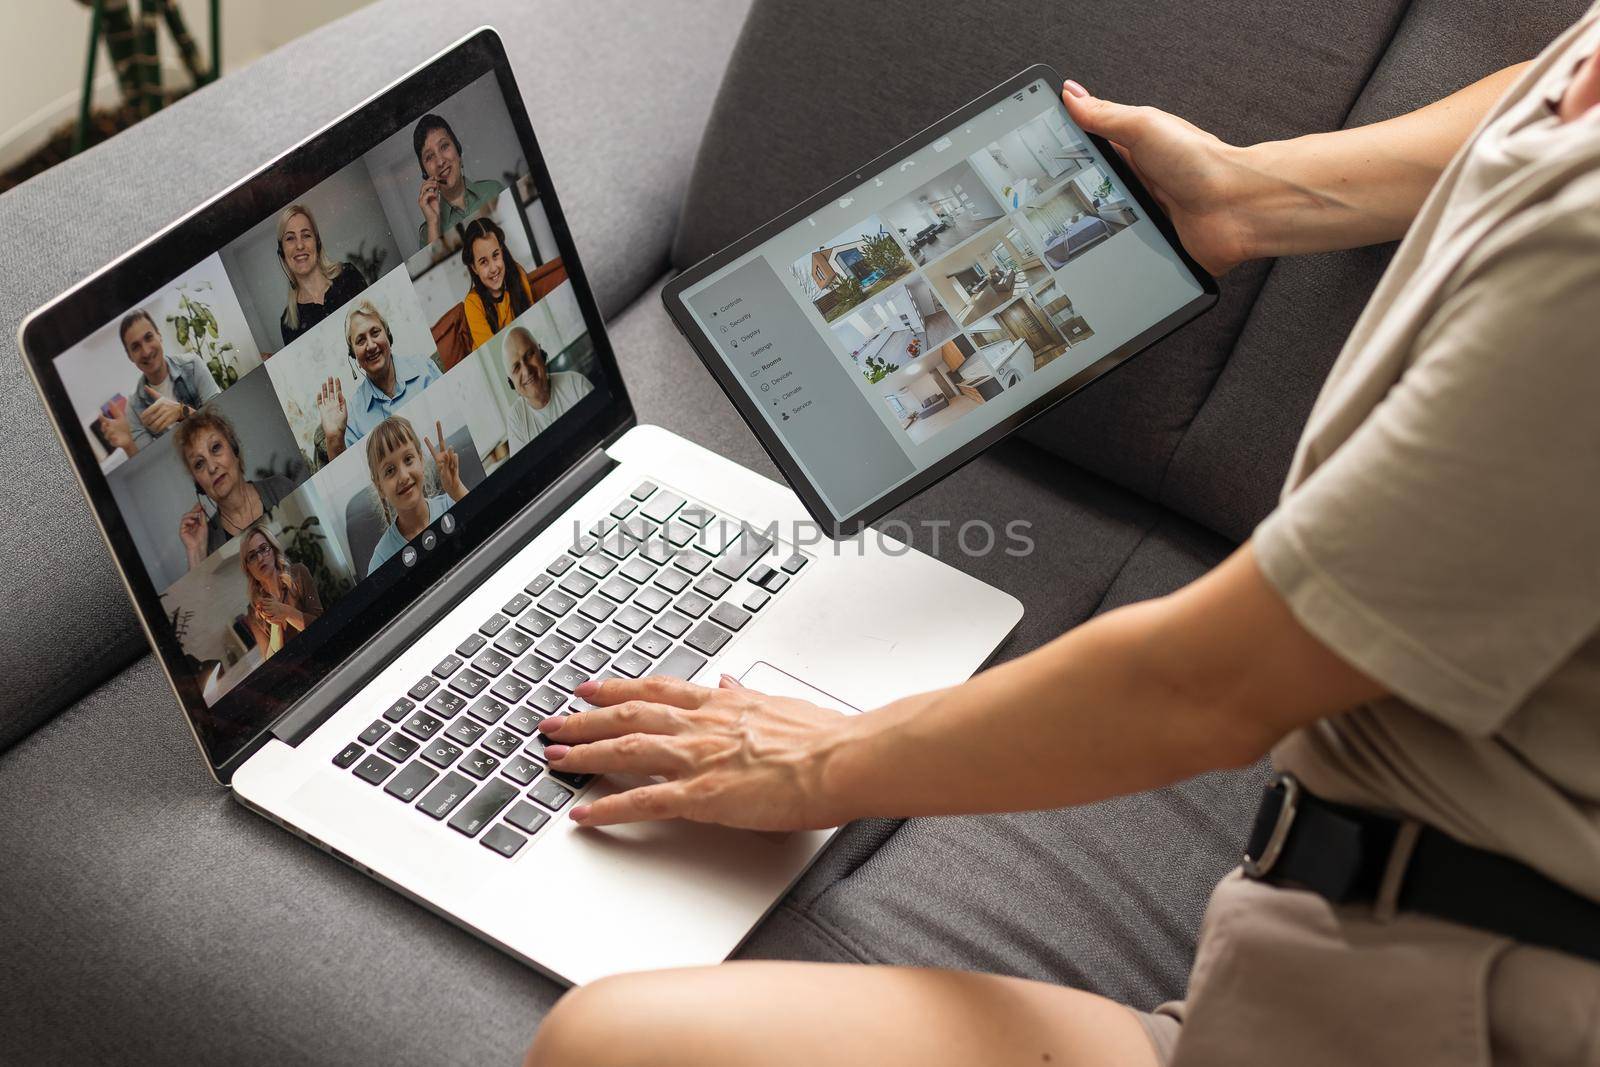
left=774, top=902, right=879, bottom=964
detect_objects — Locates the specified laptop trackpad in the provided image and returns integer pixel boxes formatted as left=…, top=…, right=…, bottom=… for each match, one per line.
left=737, top=661, right=860, bottom=714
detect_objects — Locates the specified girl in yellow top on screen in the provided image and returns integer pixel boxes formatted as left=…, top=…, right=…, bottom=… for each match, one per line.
left=461, top=217, right=535, bottom=350
left=414, top=113, right=504, bottom=246
left=363, top=415, right=467, bottom=575
left=276, top=203, right=366, bottom=348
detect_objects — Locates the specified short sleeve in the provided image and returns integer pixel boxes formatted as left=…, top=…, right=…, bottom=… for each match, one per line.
left=1255, top=196, right=1600, bottom=735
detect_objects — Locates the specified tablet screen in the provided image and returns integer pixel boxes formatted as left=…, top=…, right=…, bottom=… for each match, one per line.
left=668, top=70, right=1210, bottom=531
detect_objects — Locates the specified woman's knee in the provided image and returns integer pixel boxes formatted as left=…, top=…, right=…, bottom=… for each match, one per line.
left=524, top=971, right=689, bottom=1067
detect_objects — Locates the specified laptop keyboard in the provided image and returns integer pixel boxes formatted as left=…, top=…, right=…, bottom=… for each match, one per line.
left=329, top=481, right=807, bottom=858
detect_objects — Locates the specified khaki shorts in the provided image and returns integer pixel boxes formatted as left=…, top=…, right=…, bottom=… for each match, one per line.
left=1134, top=870, right=1600, bottom=1066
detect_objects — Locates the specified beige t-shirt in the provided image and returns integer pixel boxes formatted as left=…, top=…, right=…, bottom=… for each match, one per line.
left=1256, top=5, right=1600, bottom=903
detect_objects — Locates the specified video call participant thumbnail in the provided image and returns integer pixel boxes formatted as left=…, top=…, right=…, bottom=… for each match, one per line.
left=175, top=408, right=298, bottom=572
left=364, top=415, right=467, bottom=574
left=276, top=203, right=367, bottom=347
left=461, top=217, right=534, bottom=351
left=239, top=522, right=323, bottom=660
left=414, top=113, right=504, bottom=246
left=99, top=309, right=221, bottom=456
left=317, top=300, right=440, bottom=460
left=502, top=325, right=593, bottom=452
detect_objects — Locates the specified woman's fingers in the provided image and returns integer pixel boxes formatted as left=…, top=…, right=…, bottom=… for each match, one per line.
left=570, top=782, right=688, bottom=827
left=546, top=732, right=689, bottom=777
left=542, top=700, right=686, bottom=743
left=576, top=675, right=714, bottom=709
left=718, top=672, right=747, bottom=690
left=1060, top=80, right=1155, bottom=148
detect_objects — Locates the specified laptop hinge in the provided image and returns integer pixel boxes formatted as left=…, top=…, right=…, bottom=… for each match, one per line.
left=269, top=445, right=618, bottom=748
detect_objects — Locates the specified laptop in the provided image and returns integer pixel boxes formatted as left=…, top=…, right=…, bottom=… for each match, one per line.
left=18, top=29, right=1021, bottom=985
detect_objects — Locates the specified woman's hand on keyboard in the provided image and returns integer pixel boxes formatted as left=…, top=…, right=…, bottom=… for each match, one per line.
left=538, top=674, right=854, bottom=831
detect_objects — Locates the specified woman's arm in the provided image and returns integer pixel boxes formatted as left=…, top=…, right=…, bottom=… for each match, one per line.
left=1060, top=63, right=1529, bottom=275
left=541, top=544, right=1387, bottom=829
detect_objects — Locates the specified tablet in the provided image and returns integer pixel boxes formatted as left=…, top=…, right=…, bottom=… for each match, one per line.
left=663, top=64, right=1217, bottom=537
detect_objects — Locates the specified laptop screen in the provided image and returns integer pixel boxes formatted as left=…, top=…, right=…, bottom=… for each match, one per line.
left=21, top=33, right=631, bottom=772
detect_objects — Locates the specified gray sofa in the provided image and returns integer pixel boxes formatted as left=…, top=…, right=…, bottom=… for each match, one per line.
left=0, top=1, right=1583, bottom=1061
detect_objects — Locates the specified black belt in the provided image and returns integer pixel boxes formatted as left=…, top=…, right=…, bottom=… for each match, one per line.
left=1242, top=774, right=1600, bottom=965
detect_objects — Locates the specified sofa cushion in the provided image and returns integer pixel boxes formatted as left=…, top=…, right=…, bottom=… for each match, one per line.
left=0, top=0, right=752, bottom=753
left=1156, top=0, right=1592, bottom=541
left=671, top=0, right=1413, bottom=509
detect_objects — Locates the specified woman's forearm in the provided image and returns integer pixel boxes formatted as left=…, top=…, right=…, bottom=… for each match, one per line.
left=1237, top=63, right=1529, bottom=259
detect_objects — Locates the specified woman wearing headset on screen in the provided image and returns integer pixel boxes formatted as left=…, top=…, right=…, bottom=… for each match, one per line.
left=238, top=523, right=322, bottom=659
left=275, top=203, right=367, bottom=347
left=460, top=217, right=535, bottom=351
left=175, top=408, right=298, bottom=572
left=363, top=415, right=467, bottom=575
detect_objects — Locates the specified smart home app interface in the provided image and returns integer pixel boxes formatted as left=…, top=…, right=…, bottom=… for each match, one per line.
left=679, top=79, right=1205, bottom=519
left=47, top=71, right=610, bottom=745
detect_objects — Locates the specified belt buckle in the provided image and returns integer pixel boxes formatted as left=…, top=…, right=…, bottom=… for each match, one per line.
left=1242, top=773, right=1301, bottom=879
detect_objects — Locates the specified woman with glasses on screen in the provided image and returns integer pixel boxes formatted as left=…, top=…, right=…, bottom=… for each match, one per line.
left=275, top=204, right=367, bottom=347
left=238, top=523, right=322, bottom=660
left=460, top=217, right=534, bottom=351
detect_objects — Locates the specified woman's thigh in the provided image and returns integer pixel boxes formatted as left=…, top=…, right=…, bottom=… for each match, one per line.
left=526, top=960, right=1161, bottom=1067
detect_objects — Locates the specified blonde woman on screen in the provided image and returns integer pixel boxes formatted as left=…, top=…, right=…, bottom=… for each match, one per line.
left=239, top=523, right=322, bottom=659
left=276, top=203, right=366, bottom=347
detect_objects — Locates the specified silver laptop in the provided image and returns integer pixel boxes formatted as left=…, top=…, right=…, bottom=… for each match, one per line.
left=19, top=29, right=1019, bottom=985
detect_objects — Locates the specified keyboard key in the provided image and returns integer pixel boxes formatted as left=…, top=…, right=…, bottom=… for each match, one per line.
left=712, top=530, right=775, bottom=581
left=571, top=532, right=599, bottom=555
left=557, top=615, right=597, bottom=642
left=495, top=627, right=534, bottom=656
left=632, top=631, right=672, bottom=658
left=630, top=481, right=658, bottom=501
left=695, top=575, right=732, bottom=599
left=445, top=717, right=487, bottom=747
left=472, top=648, right=512, bottom=677
left=402, top=711, right=445, bottom=740
left=538, top=590, right=578, bottom=616
left=614, top=605, right=652, bottom=632
left=448, top=669, right=490, bottom=698
left=493, top=674, right=535, bottom=704
left=676, top=591, right=712, bottom=618
left=590, top=515, right=618, bottom=537
left=536, top=634, right=576, bottom=662
left=550, top=664, right=591, bottom=693
left=460, top=749, right=502, bottom=780
left=551, top=770, right=593, bottom=789
left=416, top=772, right=475, bottom=820
left=378, top=733, right=420, bottom=761
left=479, top=613, right=510, bottom=637
left=620, top=558, right=656, bottom=584
left=759, top=571, right=790, bottom=593
left=358, top=720, right=388, bottom=745
left=559, top=571, right=598, bottom=598
left=609, top=498, right=637, bottom=520
left=634, top=586, right=671, bottom=613
left=384, top=761, right=439, bottom=802
left=620, top=517, right=655, bottom=543
left=710, top=602, right=753, bottom=632
left=484, top=727, right=522, bottom=758
left=468, top=695, right=511, bottom=725
left=748, top=564, right=776, bottom=587
left=530, top=778, right=575, bottom=810
left=654, top=646, right=708, bottom=681
left=672, top=550, right=710, bottom=575
left=547, top=553, right=577, bottom=576
left=578, top=595, right=616, bottom=622
left=677, top=504, right=714, bottom=528
left=599, top=577, right=637, bottom=603
left=426, top=690, right=467, bottom=718
left=685, top=620, right=732, bottom=657
left=611, top=650, right=652, bottom=677
left=422, top=739, right=465, bottom=768
left=524, top=573, right=553, bottom=597
left=654, top=567, right=691, bottom=594
left=455, top=633, right=487, bottom=658
left=518, top=609, right=557, bottom=637
left=502, top=754, right=544, bottom=786
left=572, top=645, right=610, bottom=673
left=640, top=490, right=685, bottom=523
left=591, top=624, right=630, bottom=653
left=505, top=800, right=551, bottom=834
left=654, top=611, right=692, bottom=639
left=694, top=520, right=741, bottom=556
left=524, top=729, right=558, bottom=760
left=382, top=697, right=416, bottom=723
left=481, top=824, right=528, bottom=857
left=407, top=676, right=440, bottom=701
left=580, top=553, right=619, bottom=578
left=528, top=686, right=568, bottom=714
left=501, top=707, right=537, bottom=736
left=662, top=520, right=697, bottom=547
left=353, top=753, right=397, bottom=785
left=781, top=552, right=807, bottom=574
left=600, top=532, right=641, bottom=561
left=742, top=589, right=771, bottom=612
left=432, top=655, right=463, bottom=679
left=510, top=656, right=552, bottom=685
left=501, top=592, right=533, bottom=617
left=639, top=538, right=676, bottom=565
left=333, top=741, right=364, bottom=768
